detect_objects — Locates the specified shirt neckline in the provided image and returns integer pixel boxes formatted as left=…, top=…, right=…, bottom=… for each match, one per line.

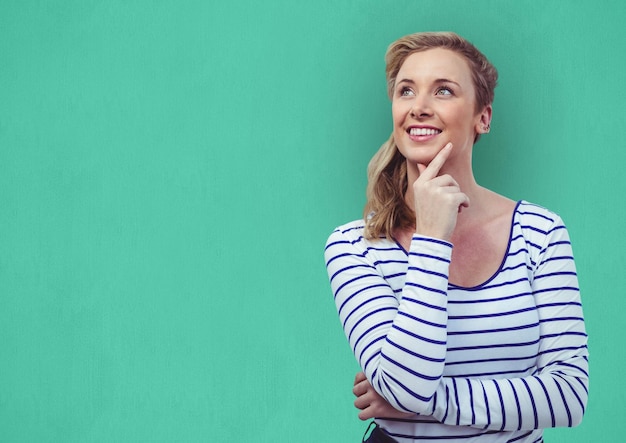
left=393, top=200, right=523, bottom=290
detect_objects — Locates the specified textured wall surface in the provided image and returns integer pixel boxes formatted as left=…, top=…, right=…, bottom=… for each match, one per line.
left=1, top=1, right=624, bottom=441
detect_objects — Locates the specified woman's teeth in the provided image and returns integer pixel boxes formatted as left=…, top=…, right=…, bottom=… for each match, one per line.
left=409, top=128, right=441, bottom=136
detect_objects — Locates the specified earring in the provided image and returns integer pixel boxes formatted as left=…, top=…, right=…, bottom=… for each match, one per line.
left=483, top=124, right=491, bottom=133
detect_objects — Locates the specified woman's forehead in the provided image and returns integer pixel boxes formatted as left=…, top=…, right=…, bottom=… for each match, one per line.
left=397, top=49, right=473, bottom=83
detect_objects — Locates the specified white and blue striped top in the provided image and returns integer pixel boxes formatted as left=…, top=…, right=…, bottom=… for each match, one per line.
left=324, top=201, right=588, bottom=442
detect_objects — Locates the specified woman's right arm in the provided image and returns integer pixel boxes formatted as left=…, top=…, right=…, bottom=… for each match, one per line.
left=325, top=226, right=453, bottom=415
left=353, top=371, right=415, bottom=420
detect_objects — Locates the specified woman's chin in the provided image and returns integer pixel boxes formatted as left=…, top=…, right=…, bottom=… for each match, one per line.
left=400, top=146, right=442, bottom=166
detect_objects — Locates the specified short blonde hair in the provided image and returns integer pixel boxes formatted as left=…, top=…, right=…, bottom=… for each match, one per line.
left=385, top=31, right=497, bottom=113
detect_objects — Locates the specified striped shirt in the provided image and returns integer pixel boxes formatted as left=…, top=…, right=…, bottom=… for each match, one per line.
left=324, top=201, right=588, bottom=442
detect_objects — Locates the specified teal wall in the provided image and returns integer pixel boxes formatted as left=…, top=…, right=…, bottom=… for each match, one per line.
left=1, top=1, right=624, bottom=441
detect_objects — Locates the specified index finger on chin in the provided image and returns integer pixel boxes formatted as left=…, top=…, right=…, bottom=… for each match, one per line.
left=418, top=142, right=452, bottom=180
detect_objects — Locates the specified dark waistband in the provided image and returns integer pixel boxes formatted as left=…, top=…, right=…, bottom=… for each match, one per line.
left=364, top=423, right=399, bottom=443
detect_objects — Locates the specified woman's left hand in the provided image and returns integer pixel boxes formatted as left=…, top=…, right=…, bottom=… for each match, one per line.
left=353, top=372, right=415, bottom=420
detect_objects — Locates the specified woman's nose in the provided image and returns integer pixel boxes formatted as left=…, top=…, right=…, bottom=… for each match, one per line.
left=410, top=95, right=432, bottom=118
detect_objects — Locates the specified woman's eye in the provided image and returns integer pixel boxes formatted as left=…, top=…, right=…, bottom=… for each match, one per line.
left=436, top=87, right=453, bottom=96
left=400, top=87, right=414, bottom=97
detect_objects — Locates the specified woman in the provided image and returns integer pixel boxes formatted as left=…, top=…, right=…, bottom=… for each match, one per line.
left=324, top=32, right=588, bottom=442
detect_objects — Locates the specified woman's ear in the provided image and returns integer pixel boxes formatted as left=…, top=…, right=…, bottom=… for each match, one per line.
left=476, top=104, right=493, bottom=134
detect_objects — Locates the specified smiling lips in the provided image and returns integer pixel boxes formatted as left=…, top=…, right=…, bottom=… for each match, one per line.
left=408, top=126, right=442, bottom=141
left=409, top=127, right=441, bottom=136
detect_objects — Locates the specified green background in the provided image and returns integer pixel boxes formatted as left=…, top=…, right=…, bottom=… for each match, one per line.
left=1, top=1, right=624, bottom=441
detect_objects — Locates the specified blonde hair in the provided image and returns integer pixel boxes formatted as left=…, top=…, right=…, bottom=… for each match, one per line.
left=363, top=32, right=498, bottom=240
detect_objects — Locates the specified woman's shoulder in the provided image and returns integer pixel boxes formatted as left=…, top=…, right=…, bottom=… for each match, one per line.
left=332, top=218, right=367, bottom=234
left=515, top=200, right=564, bottom=227
left=324, top=218, right=403, bottom=269
left=514, top=200, right=569, bottom=248
left=325, top=219, right=367, bottom=246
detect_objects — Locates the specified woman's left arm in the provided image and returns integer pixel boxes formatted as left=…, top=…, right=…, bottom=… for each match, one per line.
left=430, top=216, right=589, bottom=430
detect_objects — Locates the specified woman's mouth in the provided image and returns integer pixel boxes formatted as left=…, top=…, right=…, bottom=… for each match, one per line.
left=407, top=127, right=442, bottom=141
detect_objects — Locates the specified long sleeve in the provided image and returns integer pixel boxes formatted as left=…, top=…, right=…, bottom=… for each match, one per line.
left=325, top=226, right=454, bottom=414
left=430, top=214, right=589, bottom=430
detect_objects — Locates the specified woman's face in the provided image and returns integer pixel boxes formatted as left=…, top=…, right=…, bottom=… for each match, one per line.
left=391, top=48, right=490, bottom=166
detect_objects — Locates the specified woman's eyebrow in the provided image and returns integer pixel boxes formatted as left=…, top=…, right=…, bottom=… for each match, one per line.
left=396, top=78, right=461, bottom=87
left=434, top=78, right=461, bottom=87
left=396, top=78, right=414, bottom=86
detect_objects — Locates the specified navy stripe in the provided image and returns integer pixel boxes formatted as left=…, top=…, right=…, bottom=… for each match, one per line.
left=351, top=318, right=393, bottom=351
left=538, top=255, right=574, bottom=266
left=329, top=262, right=374, bottom=282
left=547, top=225, right=567, bottom=236
left=401, top=297, right=447, bottom=313
left=536, top=301, right=582, bottom=309
left=447, top=338, right=540, bottom=352
left=558, top=361, right=589, bottom=378
left=441, top=384, right=450, bottom=423
left=495, top=380, right=506, bottom=431
left=405, top=281, right=447, bottom=296
left=393, top=324, right=446, bottom=345
left=539, top=316, right=584, bottom=324
left=540, top=240, right=571, bottom=254
left=534, top=271, right=577, bottom=281
left=554, top=372, right=586, bottom=413
left=453, top=377, right=460, bottom=425
left=482, top=380, right=491, bottom=428
left=413, top=236, right=453, bottom=248
left=408, top=266, right=448, bottom=280
left=506, top=246, right=528, bottom=259
left=342, top=294, right=396, bottom=327
left=520, top=224, right=548, bottom=236
left=454, top=364, right=537, bottom=378
left=373, top=259, right=409, bottom=266
left=325, top=250, right=360, bottom=267
left=334, top=272, right=384, bottom=297
left=536, top=376, right=555, bottom=427
left=518, top=207, right=554, bottom=222
left=448, top=290, right=532, bottom=305
left=340, top=225, right=365, bottom=234
left=533, top=286, right=579, bottom=296
left=521, top=378, right=538, bottom=428
left=554, top=376, right=572, bottom=427
left=381, top=377, right=413, bottom=412
left=448, top=322, right=539, bottom=336
left=387, top=338, right=446, bottom=363
left=468, top=379, right=475, bottom=425
left=348, top=308, right=395, bottom=341
left=409, top=251, right=451, bottom=263
left=337, top=283, right=390, bottom=315
left=474, top=276, right=530, bottom=292
left=449, top=305, right=537, bottom=320
left=397, top=310, right=446, bottom=329
left=540, top=331, right=587, bottom=340
left=360, top=341, right=383, bottom=368
left=508, top=430, right=534, bottom=442
left=444, top=354, right=538, bottom=366
left=537, top=345, right=587, bottom=358
left=507, top=379, right=523, bottom=431
left=382, top=370, right=436, bottom=401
